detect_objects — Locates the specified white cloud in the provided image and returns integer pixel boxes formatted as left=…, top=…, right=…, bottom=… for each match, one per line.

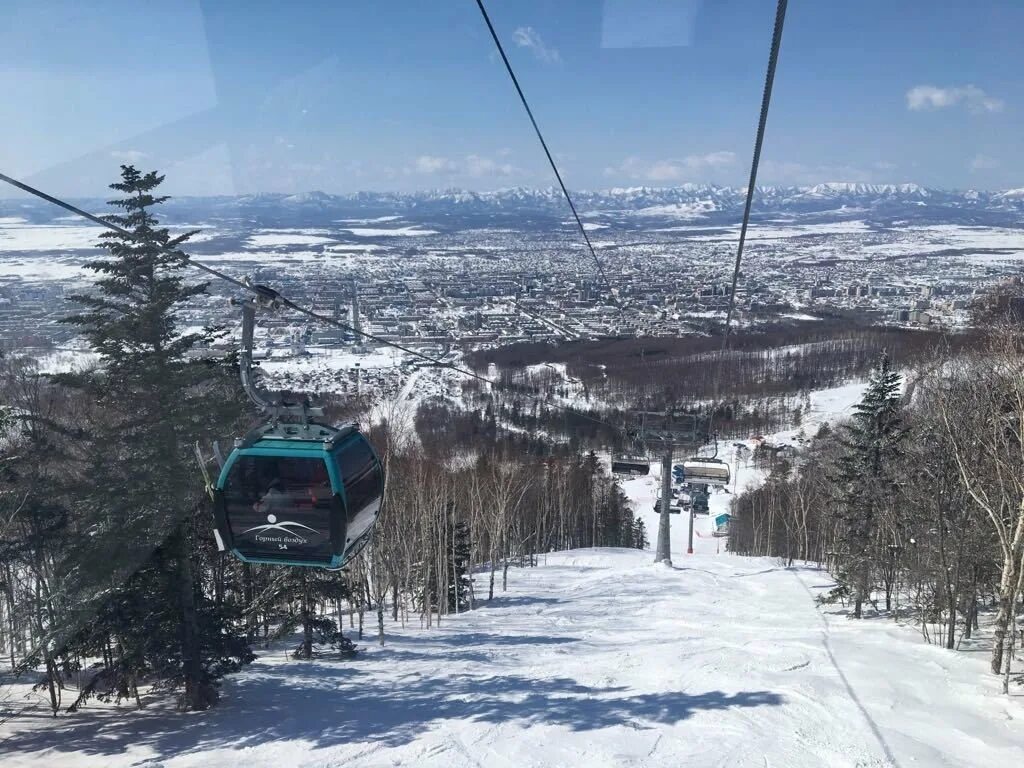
left=463, top=154, right=515, bottom=177
left=969, top=154, right=998, bottom=172
left=610, top=151, right=737, bottom=181
left=109, top=149, right=148, bottom=163
left=513, top=26, right=561, bottom=63
left=414, top=155, right=453, bottom=174
left=410, top=154, right=516, bottom=178
left=906, top=84, right=1004, bottom=113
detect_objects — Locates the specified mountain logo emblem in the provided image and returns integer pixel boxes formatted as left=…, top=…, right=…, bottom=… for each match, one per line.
left=242, top=513, right=318, bottom=536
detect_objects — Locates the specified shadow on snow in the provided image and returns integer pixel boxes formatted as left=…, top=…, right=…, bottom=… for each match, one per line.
left=3, top=667, right=784, bottom=760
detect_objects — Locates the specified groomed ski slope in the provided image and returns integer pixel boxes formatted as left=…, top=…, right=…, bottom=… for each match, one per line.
left=3, top=383, right=1023, bottom=767
left=5, top=508, right=1024, bottom=766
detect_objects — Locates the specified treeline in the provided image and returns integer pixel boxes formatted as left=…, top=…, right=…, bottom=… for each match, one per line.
left=468, top=322, right=981, bottom=440
left=0, top=167, right=642, bottom=716
left=728, top=339, right=1024, bottom=692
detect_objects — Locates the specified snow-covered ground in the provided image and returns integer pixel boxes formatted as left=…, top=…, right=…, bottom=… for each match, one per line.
left=4, top=378, right=1023, bottom=767
left=5, top=542, right=1023, bottom=767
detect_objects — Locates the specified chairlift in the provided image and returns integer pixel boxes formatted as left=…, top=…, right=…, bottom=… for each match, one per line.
left=682, top=458, right=731, bottom=487
left=612, top=454, right=650, bottom=476
left=691, top=486, right=711, bottom=515
left=210, top=296, right=384, bottom=568
left=653, top=496, right=683, bottom=515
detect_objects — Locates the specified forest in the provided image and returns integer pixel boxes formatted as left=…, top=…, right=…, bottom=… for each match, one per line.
left=728, top=336, right=1024, bottom=693
left=468, top=322, right=982, bottom=442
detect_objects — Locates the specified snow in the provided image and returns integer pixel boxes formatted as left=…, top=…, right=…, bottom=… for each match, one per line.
left=335, top=216, right=403, bottom=224
left=0, top=223, right=100, bottom=252
left=340, top=226, right=438, bottom=237
left=326, top=244, right=386, bottom=253
left=30, top=348, right=99, bottom=374
left=258, top=346, right=403, bottom=376
left=246, top=232, right=337, bottom=247
left=632, top=200, right=717, bottom=219
left=685, top=220, right=872, bottom=243
left=6, top=537, right=1023, bottom=766
left=0, top=258, right=88, bottom=281
left=859, top=225, right=1024, bottom=260
left=0, top=221, right=216, bottom=253
left=4, top=379, right=1023, bottom=767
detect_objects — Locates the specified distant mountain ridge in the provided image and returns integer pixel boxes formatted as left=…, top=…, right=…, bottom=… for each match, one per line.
left=219, top=183, right=1024, bottom=216
left=5, top=183, right=1024, bottom=226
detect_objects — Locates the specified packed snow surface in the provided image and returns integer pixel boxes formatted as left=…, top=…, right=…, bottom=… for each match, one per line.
left=5, top=540, right=1023, bottom=764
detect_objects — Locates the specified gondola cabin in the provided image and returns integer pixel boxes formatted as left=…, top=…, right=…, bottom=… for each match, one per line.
left=213, top=422, right=383, bottom=568
left=612, top=454, right=651, bottom=476
left=682, top=458, right=731, bottom=487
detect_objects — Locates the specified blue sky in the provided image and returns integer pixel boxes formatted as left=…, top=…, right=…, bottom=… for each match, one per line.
left=1, top=0, right=1021, bottom=196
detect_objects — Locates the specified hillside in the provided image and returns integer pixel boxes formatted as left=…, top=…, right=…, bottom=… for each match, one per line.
left=4, top=524, right=1023, bottom=766
left=4, top=378, right=1024, bottom=767
left=4, top=553, right=1021, bottom=768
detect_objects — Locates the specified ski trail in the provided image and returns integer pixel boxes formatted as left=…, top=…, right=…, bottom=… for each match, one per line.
left=791, top=567, right=901, bottom=768
left=2, top=548, right=1023, bottom=767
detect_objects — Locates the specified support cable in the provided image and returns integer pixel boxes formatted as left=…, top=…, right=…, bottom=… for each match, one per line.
left=707, top=0, right=788, bottom=447
left=720, top=0, right=788, bottom=351
left=474, top=0, right=621, bottom=312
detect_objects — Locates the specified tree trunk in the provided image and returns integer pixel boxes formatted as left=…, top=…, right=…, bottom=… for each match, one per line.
left=990, top=552, right=1018, bottom=674
left=301, top=571, right=313, bottom=660
left=175, top=526, right=209, bottom=710
left=243, top=564, right=256, bottom=643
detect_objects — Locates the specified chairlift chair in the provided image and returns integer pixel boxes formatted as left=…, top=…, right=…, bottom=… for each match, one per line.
left=611, top=454, right=651, bottom=476
left=682, top=457, right=731, bottom=487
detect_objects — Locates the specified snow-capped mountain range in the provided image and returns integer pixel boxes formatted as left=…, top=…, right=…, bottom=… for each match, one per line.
left=7, top=183, right=1024, bottom=226
left=223, top=183, right=1024, bottom=217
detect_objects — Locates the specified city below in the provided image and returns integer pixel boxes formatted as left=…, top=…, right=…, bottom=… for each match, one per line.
left=2, top=182, right=1022, bottom=399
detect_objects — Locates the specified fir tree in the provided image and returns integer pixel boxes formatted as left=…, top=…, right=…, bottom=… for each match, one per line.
left=633, top=517, right=649, bottom=550
left=447, top=520, right=472, bottom=611
left=262, top=568, right=356, bottom=660
left=831, top=352, right=905, bottom=618
left=57, top=166, right=251, bottom=710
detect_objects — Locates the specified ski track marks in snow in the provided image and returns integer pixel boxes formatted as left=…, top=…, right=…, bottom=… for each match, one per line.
left=7, top=542, right=1023, bottom=767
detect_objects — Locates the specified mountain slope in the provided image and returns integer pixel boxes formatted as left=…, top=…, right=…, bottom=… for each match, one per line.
left=4, top=541, right=1022, bottom=767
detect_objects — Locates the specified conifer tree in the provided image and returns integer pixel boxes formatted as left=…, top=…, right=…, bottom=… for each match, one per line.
left=831, top=353, right=905, bottom=618
left=447, top=520, right=472, bottom=611
left=58, top=165, right=251, bottom=710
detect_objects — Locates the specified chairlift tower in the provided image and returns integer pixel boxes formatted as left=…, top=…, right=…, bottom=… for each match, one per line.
left=630, top=410, right=708, bottom=566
